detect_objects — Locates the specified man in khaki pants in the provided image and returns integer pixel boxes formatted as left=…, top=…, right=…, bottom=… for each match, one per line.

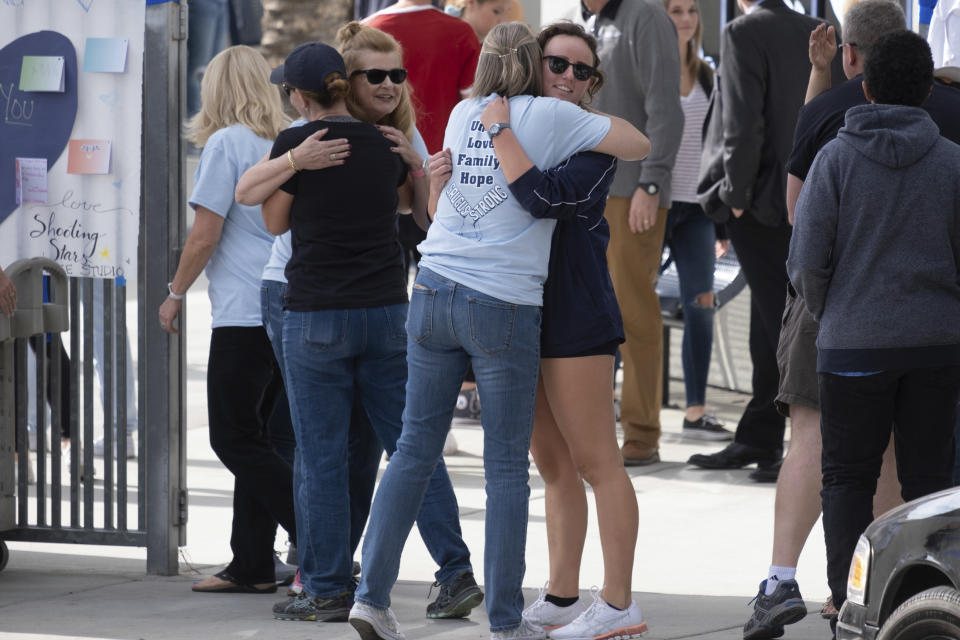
left=576, top=0, right=683, bottom=464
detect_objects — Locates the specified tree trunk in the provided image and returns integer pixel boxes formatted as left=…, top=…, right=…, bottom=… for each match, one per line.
left=261, top=0, right=354, bottom=67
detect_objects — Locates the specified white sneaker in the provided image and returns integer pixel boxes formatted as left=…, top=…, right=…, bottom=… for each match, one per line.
left=94, top=434, right=137, bottom=458
left=443, top=431, right=459, bottom=455
left=492, top=618, right=547, bottom=640
left=548, top=593, right=647, bottom=640
left=349, top=602, right=405, bottom=640
left=27, top=451, right=36, bottom=485
left=524, top=584, right=588, bottom=630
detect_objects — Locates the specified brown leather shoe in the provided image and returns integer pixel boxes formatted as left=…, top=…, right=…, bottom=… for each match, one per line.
left=621, top=442, right=660, bottom=466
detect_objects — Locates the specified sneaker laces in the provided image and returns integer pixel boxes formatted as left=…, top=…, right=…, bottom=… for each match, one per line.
left=525, top=582, right=550, bottom=615
left=578, top=586, right=606, bottom=623
left=427, top=579, right=452, bottom=605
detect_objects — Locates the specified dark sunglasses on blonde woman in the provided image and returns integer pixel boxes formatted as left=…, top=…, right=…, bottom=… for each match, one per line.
left=543, top=55, right=598, bottom=82
left=350, top=68, right=408, bottom=85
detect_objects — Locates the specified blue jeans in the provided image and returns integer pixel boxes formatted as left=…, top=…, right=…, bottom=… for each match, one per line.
left=187, top=0, right=228, bottom=116
left=282, top=302, right=471, bottom=598
left=356, top=268, right=541, bottom=632
left=663, top=201, right=716, bottom=407
left=261, top=280, right=381, bottom=556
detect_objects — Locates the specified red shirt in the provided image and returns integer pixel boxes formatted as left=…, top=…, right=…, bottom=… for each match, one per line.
left=366, top=5, right=480, bottom=153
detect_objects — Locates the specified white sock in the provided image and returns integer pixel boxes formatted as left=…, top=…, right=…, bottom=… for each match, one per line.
left=765, top=566, right=797, bottom=595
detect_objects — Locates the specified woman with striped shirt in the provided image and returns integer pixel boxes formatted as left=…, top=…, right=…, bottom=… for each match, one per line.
left=661, top=0, right=732, bottom=440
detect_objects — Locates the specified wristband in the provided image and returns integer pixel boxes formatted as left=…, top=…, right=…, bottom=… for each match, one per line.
left=287, top=149, right=300, bottom=172
left=409, top=157, right=428, bottom=178
left=167, top=282, right=185, bottom=301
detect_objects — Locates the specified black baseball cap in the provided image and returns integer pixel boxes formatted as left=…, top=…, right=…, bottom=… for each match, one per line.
left=270, top=41, right=346, bottom=92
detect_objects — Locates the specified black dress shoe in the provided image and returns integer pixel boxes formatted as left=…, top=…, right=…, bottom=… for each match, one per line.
left=748, top=458, right=783, bottom=482
left=687, top=442, right=781, bottom=470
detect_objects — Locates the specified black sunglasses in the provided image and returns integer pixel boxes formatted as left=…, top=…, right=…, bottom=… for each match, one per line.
left=281, top=82, right=291, bottom=96
left=350, top=68, right=408, bottom=85
left=543, top=55, right=598, bottom=82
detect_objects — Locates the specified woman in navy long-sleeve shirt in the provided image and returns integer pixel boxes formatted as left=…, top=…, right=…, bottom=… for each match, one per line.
left=478, top=22, right=645, bottom=640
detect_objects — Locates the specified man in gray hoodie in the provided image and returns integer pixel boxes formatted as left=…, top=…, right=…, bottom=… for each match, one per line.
left=787, top=30, right=960, bottom=621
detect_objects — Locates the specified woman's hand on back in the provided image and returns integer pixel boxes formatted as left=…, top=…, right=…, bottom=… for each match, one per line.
left=427, top=149, right=453, bottom=220
left=293, top=128, right=351, bottom=170
left=429, top=149, right=453, bottom=193
left=378, top=125, right=423, bottom=171
left=480, top=96, right=510, bottom=134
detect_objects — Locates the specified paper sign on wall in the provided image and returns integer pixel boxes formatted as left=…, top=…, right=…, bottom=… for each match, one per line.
left=15, top=158, right=47, bottom=205
left=82, top=37, right=128, bottom=73
left=66, top=139, right=111, bottom=174
left=19, top=55, right=65, bottom=91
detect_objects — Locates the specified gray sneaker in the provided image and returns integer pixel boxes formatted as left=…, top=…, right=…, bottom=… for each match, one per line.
left=426, top=571, right=484, bottom=618
left=349, top=602, right=406, bottom=640
left=743, top=579, right=807, bottom=639
left=491, top=618, right=547, bottom=639
left=272, top=590, right=353, bottom=622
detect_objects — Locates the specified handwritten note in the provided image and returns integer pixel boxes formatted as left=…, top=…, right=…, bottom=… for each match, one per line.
left=15, top=157, right=47, bottom=205
left=19, top=55, right=65, bottom=92
left=83, top=38, right=128, bottom=73
left=67, top=139, right=111, bottom=174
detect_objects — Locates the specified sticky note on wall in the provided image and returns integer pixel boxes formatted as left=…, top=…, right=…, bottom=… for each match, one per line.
left=83, top=38, right=128, bottom=73
left=67, top=139, right=112, bottom=174
left=15, top=158, right=48, bottom=205
left=19, top=55, right=65, bottom=92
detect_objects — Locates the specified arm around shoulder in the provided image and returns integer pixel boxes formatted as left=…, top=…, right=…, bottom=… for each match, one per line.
left=591, top=115, right=650, bottom=162
left=262, top=189, right=294, bottom=235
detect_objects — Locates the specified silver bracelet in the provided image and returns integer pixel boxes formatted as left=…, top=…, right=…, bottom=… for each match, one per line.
left=167, top=282, right=185, bottom=300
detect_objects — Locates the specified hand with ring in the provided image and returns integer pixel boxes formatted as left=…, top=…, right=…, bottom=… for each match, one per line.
left=377, top=125, right=423, bottom=171
left=292, top=128, right=350, bottom=170
left=158, top=295, right=182, bottom=334
left=628, top=186, right=660, bottom=234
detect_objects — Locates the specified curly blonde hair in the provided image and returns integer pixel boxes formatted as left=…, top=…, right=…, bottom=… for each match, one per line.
left=336, top=22, right=416, bottom=141
left=185, top=45, right=289, bottom=147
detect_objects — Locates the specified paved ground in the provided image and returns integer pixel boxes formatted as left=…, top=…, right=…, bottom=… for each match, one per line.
left=3, top=335, right=835, bottom=639
left=1, top=156, right=834, bottom=638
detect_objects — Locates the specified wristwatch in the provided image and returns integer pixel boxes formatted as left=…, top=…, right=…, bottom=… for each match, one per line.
left=487, top=122, right=511, bottom=138
left=639, top=182, right=660, bottom=196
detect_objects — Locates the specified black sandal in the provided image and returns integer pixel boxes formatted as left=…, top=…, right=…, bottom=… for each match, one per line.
left=192, top=569, right=278, bottom=594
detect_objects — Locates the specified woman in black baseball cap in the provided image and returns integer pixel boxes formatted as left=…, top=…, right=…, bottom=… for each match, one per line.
left=246, top=38, right=473, bottom=629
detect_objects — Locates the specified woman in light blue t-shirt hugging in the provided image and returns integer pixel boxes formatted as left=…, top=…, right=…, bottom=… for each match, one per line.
left=349, top=21, right=649, bottom=640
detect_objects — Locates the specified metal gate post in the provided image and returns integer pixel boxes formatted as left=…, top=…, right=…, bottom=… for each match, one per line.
left=142, top=0, right=188, bottom=576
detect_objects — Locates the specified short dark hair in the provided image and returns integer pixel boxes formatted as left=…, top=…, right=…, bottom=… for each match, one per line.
left=863, top=31, right=933, bottom=107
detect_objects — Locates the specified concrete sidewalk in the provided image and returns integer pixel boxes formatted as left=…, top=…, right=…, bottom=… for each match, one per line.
left=2, top=399, right=835, bottom=640
left=1, top=273, right=835, bottom=639
left=0, top=555, right=833, bottom=639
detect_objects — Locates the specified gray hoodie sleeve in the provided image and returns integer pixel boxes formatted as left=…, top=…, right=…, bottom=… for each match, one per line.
left=786, top=151, right=839, bottom=320
left=633, top=11, right=683, bottom=192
